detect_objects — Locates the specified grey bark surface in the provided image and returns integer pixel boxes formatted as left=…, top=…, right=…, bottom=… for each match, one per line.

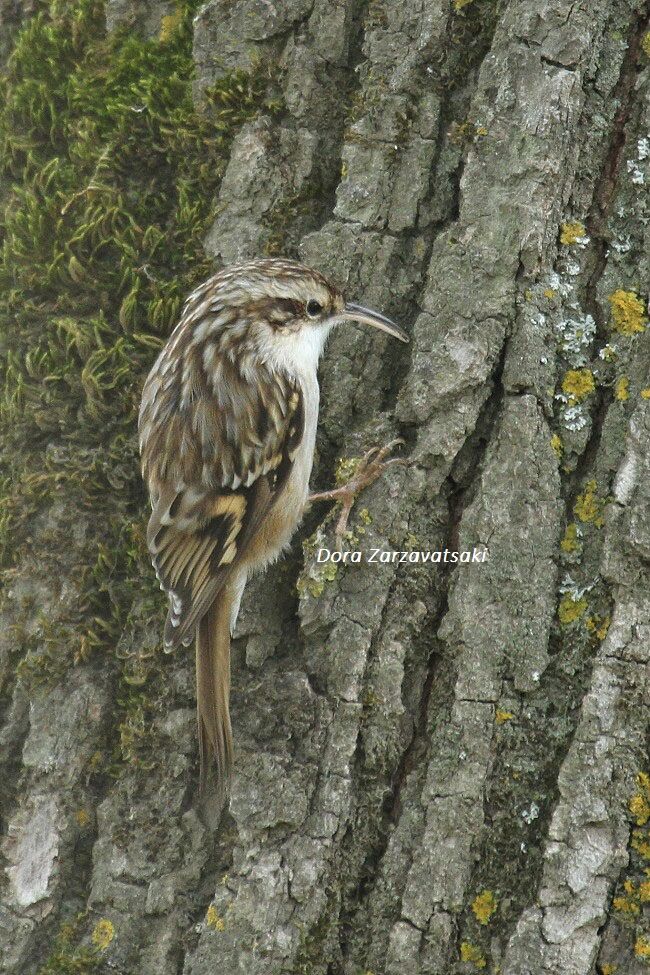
left=1, top=1, right=649, bottom=974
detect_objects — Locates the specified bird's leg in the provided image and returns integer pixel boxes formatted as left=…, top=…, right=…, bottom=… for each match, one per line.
left=309, top=438, right=406, bottom=540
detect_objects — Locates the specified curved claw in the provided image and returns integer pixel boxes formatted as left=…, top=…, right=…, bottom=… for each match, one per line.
left=309, top=438, right=408, bottom=543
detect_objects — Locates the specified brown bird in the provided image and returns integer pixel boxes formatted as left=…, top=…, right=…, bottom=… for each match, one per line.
left=138, top=258, right=408, bottom=793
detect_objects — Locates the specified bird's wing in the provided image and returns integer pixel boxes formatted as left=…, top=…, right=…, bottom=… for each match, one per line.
left=140, top=344, right=304, bottom=650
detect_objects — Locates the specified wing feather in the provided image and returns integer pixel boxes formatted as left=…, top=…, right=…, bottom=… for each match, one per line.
left=140, top=343, right=304, bottom=650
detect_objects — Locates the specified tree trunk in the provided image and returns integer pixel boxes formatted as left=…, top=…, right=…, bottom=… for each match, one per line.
left=1, top=0, right=649, bottom=973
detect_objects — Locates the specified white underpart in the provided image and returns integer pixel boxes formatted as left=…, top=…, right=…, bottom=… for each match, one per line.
left=230, top=321, right=333, bottom=631
left=260, top=321, right=333, bottom=377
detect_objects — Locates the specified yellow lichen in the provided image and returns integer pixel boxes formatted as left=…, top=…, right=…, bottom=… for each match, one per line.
left=585, top=615, right=610, bottom=641
left=206, top=905, right=225, bottom=931
left=550, top=433, right=563, bottom=458
left=495, top=709, right=514, bottom=725
left=74, top=808, right=90, bottom=827
left=642, top=31, right=650, bottom=58
left=641, top=388, right=650, bottom=399
left=335, top=455, right=360, bottom=486
left=613, top=881, right=640, bottom=914
left=460, top=941, right=486, bottom=968
left=639, top=880, right=650, bottom=902
left=615, top=376, right=630, bottom=401
left=560, top=221, right=587, bottom=245
left=471, top=890, right=498, bottom=925
left=543, top=287, right=556, bottom=299
left=558, top=594, right=587, bottom=625
left=91, top=919, right=115, bottom=950
left=560, top=523, right=580, bottom=554
left=630, top=773, right=650, bottom=826
left=562, top=368, right=595, bottom=403
left=601, top=965, right=618, bottom=975
left=453, top=0, right=474, bottom=11
left=634, top=935, right=650, bottom=959
left=632, top=830, right=650, bottom=860
left=608, top=290, right=647, bottom=336
left=574, top=480, right=604, bottom=527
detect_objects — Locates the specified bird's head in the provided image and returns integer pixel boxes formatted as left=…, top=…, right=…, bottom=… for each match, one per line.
left=193, top=258, right=408, bottom=375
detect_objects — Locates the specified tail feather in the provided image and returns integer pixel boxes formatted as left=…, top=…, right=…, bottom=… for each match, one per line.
left=196, top=590, right=233, bottom=795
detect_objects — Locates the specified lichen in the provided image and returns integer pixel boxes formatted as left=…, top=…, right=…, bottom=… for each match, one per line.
left=560, top=522, right=581, bottom=555
left=550, top=433, right=563, bottom=458
left=206, top=904, right=226, bottom=931
left=471, top=890, right=497, bottom=925
left=640, top=388, right=650, bottom=400
left=460, top=941, right=486, bottom=968
left=630, top=773, right=650, bottom=826
left=560, top=221, right=587, bottom=245
left=296, top=560, right=339, bottom=599
left=558, top=594, right=587, bottom=625
left=91, top=919, right=114, bottom=951
left=634, top=935, right=650, bottom=960
left=614, top=376, right=630, bottom=401
left=561, top=368, right=595, bottom=403
left=632, top=830, right=650, bottom=860
left=643, top=31, right=650, bottom=58
left=574, top=480, right=605, bottom=527
left=335, top=455, right=362, bottom=486
left=585, top=614, right=610, bottom=641
left=608, top=290, right=647, bottom=335
left=613, top=880, right=641, bottom=915
left=495, top=709, right=514, bottom=725
left=75, top=808, right=90, bottom=827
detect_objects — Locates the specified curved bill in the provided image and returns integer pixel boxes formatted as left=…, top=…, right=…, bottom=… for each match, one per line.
left=342, top=302, right=409, bottom=342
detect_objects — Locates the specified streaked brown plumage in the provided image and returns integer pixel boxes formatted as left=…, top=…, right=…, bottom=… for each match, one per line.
left=138, top=258, right=407, bottom=794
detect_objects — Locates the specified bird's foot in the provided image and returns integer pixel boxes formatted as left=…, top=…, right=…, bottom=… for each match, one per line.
left=309, top=439, right=406, bottom=542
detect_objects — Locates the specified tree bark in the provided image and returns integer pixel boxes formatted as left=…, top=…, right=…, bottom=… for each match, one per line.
left=1, top=0, right=649, bottom=974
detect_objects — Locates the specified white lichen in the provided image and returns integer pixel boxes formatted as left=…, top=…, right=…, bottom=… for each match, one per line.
left=627, top=160, right=645, bottom=185
left=563, top=405, right=588, bottom=431
left=521, top=802, right=540, bottom=824
left=555, top=314, right=596, bottom=363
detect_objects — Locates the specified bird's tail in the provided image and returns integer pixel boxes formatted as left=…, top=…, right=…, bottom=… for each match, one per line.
left=196, top=589, right=233, bottom=795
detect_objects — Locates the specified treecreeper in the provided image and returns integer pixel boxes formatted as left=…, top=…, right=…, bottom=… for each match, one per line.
left=138, top=258, right=408, bottom=794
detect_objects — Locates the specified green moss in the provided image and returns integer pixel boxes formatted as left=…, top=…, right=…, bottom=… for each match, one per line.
left=0, top=0, right=280, bottom=706
left=37, top=914, right=101, bottom=975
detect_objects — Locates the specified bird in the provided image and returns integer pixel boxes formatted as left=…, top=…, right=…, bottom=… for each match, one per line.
left=138, top=258, right=408, bottom=794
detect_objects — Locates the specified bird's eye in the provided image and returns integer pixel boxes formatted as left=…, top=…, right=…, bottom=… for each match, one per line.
left=306, top=299, right=323, bottom=318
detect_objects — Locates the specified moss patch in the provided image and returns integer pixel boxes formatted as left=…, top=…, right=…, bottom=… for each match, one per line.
left=0, top=0, right=279, bottom=720
left=36, top=914, right=101, bottom=974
